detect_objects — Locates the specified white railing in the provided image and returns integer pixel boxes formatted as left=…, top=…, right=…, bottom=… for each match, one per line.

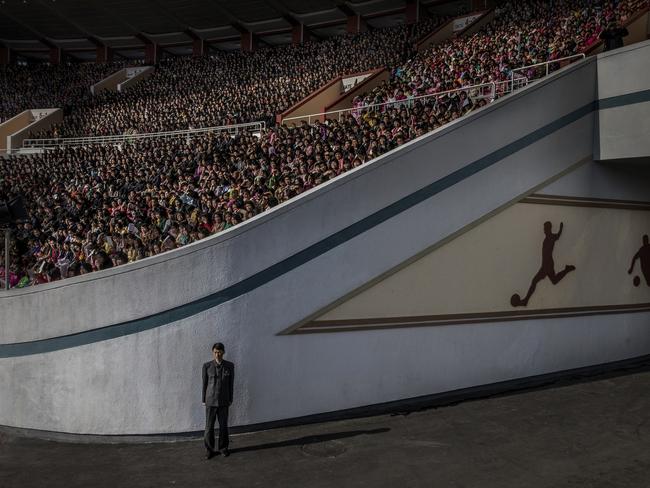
left=282, top=54, right=587, bottom=125
left=508, top=53, right=586, bottom=93
left=22, top=121, right=266, bottom=149
left=21, top=54, right=587, bottom=149
left=282, top=81, right=498, bottom=125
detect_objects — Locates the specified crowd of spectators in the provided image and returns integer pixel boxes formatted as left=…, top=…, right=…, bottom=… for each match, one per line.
left=0, top=62, right=122, bottom=124
left=1, top=0, right=647, bottom=288
left=348, top=0, right=646, bottom=114
left=0, top=94, right=473, bottom=286
left=42, top=21, right=443, bottom=139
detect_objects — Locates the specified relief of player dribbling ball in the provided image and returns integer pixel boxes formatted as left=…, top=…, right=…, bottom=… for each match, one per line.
left=628, top=234, right=650, bottom=287
left=511, top=221, right=576, bottom=307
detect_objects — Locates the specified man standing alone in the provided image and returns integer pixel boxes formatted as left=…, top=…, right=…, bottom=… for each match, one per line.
left=202, top=342, right=235, bottom=459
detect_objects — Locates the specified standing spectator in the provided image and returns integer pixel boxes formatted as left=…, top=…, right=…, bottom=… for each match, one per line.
left=599, top=19, right=629, bottom=51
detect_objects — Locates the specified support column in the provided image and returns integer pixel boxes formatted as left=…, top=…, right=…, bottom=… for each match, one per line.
left=96, top=46, right=114, bottom=63
left=4, top=228, right=10, bottom=291
left=49, top=47, right=62, bottom=65
left=406, top=0, right=419, bottom=25
left=144, top=43, right=160, bottom=64
left=0, top=47, right=10, bottom=65
left=292, top=24, right=310, bottom=45
left=346, top=15, right=366, bottom=34
left=241, top=32, right=257, bottom=52
left=192, top=38, right=206, bottom=57
left=471, top=0, right=488, bottom=10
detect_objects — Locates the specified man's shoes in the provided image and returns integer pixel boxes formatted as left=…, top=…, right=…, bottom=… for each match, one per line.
left=205, top=450, right=217, bottom=460
left=221, top=448, right=230, bottom=457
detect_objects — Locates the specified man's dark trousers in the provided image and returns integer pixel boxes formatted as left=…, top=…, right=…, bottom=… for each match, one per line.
left=202, top=359, right=234, bottom=453
left=204, top=405, right=229, bottom=452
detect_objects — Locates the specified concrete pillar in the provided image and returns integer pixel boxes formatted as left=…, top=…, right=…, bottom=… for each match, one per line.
left=144, top=43, right=160, bottom=64
left=96, top=46, right=114, bottom=63
left=406, top=0, right=419, bottom=25
left=292, top=24, right=310, bottom=45
left=0, top=47, right=10, bottom=65
left=241, top=32, right=257, bottom=52
left=471, top=0, right=488, bottom=10
left=192, top=38, right=206, bottom=57
left=346, top=15, right=367, bottom=34
left=49, top=47, right=62, bottom=65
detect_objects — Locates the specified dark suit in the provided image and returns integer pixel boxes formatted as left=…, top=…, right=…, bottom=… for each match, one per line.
left=202, top=359, right=234, bottom=452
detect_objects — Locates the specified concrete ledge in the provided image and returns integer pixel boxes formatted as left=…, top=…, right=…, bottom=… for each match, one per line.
left=3, top=109, right=62, bottom=154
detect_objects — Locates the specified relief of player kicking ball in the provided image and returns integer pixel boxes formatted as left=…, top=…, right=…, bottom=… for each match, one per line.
left=628, top=234, right=650, bottom=287
left=511, top=221, right=576, bottom=307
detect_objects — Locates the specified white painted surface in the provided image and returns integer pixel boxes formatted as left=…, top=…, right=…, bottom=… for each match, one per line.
left=596, top=40, right=650, bottom=160
left=1, top=51, right=650, bottom=435
left=597, top=40, right=650, bottom=99
left=342, top=73, right=372, bottom=92
left=1, top=308, right=649, bottom=434
left=0, top=58, right=600, bottom=344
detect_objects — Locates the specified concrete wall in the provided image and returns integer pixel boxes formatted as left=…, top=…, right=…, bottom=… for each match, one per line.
left=458, top=9, right=494, bottom=37
left=625, top=9, right=650, bottom=45
left=341, top=73, right=372, bottom=92
left=0, top=111, right=31, bottom=151
left=417, top=18, right=455, bottom=51
left=324, top=69, right=389, bottom=116
left=6, top=109, right=62, bottom=154
left=279, top=69, right=386, bottom=125
left=417, top=11, right=491, bottom=52
left=452, top=12, right=484, bottom=32
left=91, top=68, right=127, bottom=95
left=309, top=200, right=650, bottom=330
left=279, top=76, right=344, bottom=125
left=1, top=50, right=649, bottom=436
left=595, top=40, right=650, bottom=160
left=117, top=66, right=154, bottom=93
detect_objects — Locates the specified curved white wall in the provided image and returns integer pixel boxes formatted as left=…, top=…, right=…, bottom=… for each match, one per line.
left=1, top=50, right=650, bottom=435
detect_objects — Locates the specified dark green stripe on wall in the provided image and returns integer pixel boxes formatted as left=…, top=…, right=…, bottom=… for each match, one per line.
left=1, top=89, right=649, bottom=359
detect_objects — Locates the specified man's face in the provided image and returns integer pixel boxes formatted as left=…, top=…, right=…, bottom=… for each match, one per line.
left=213, top=348, right=224, bottom=362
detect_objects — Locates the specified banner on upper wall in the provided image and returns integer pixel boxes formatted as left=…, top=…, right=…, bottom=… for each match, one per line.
left=452, top=13, right=483, bottom=32
left=287, top=195, right=650, bottom=334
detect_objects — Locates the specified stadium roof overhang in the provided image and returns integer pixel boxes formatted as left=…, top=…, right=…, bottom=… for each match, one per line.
left=0, top=0, right=467, bottom=60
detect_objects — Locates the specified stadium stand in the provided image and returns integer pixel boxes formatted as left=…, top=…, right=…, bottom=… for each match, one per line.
left=0, top=63, right=124, bottom=124
left=0, top=0, right=647, bottom=288
left=38, top=22, right=439, bottom=139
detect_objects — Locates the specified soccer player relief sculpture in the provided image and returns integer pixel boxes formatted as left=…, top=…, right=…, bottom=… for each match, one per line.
left=511, top=221, right=576, bottom=307
left=628, top=234, right=650, bottom=287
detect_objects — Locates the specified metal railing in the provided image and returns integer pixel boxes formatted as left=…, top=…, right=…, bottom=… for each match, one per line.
left=21, top=54, right=586, bottom=150
left=283, top=54, right=587, bottom=125
left=508, top=53, right=586, bottom=93
left=22, top=121, right=266, bottom=149
left=282, top=81, right=498, bottom=125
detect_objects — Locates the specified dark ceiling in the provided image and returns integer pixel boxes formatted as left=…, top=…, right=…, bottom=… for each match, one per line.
left=0, top=0, right=469, bottom=59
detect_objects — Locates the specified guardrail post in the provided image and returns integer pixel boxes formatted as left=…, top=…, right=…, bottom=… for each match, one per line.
left=3, top=228, right=10, bottom=291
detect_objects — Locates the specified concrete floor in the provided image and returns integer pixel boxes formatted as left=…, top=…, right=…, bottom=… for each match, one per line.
left=2, top=366, right=650, bottom=488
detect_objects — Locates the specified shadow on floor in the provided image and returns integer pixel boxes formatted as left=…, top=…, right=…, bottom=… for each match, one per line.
left=230, top=427, right=389, bottom=454
left=388, top=356, right=650, bottom=417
